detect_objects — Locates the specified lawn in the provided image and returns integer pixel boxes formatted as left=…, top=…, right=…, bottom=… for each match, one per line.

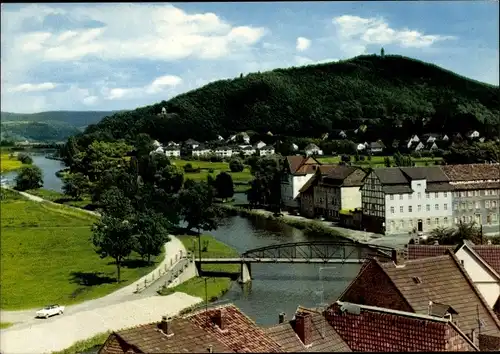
left=172, top=159, right=253, bottom=184
left=26, top=188, right=93, bottom=209
left=0, top=322, right=13, bottom=329
left=159, top=234, right=239, bottom=300
left=317, top=155, right=443, bottom=167
left=0, top=153, right=22, bottom=173
left=0, top=189, right=164, bottom=310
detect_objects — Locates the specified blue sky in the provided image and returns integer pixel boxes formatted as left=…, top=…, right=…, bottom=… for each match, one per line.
left=1, top=2, right=498, bottom=113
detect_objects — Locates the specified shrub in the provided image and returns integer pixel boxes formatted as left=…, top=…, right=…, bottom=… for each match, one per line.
left=17, top=153, right=33, bottom=165
left=229, top=158, right=244, bottom=172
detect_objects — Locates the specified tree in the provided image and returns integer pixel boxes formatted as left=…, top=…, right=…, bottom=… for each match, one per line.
left=91, top=215, right=136, bottom=282
left=229, top=158, right=244, bottom=172
left=154, top=165, right=184, bottom=194
left=62, top=172, right=89, bottom=200
left=134, top=210, right=171, bottom=263
left=14, top=165, right=43, bottom=191
left=17, top=153, right=33, bottom=165
left=384, top=156, right=391, bottom=167
left=393, top=152, right=412, bottom=167
left=98, top=186, right=135, bottom=219
left=214, top=172, right=234, bottom=201
left=341, top=155, right=351, bottom=163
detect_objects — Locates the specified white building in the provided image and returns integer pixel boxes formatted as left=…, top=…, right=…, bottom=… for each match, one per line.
left=304, top=143, right=323, bottom=156
left=454, top=241, right=500, bottom=309
left=361, top=167, right=453, bottom=236
left=281, top=155, right=322, bottom=210
left=254, top=141, right=266, bottom=149
left=214, top=146, right=233, bottom=158
left=241, top=146, right=256, bottom=156
left=259, top=146, right=275, bottom=156
left=164, top=146, right=181, bottom=158
left=192, top=146, right=212, bottom=157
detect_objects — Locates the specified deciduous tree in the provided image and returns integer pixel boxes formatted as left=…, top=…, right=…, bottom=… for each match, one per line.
left=14, top=165, right=43, bottom=191
left=214, top=172, right=234, bottom=201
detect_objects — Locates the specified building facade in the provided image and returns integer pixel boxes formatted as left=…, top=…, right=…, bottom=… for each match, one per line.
left=281, top=156, right=322, bottom=210
left=441, top=164, right=500, bottom=235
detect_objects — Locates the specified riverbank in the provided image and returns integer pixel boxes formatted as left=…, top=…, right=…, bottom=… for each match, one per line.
left=0, top=153, right=23, bottom=173
left=159, top=234, right=240, bottom=302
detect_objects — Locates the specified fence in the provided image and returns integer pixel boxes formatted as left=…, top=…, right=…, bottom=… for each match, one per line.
left=134, top=249, right=193, bottom=293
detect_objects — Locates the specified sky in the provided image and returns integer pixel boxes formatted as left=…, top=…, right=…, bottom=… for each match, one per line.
left=1, top=2, right=498, bottom=113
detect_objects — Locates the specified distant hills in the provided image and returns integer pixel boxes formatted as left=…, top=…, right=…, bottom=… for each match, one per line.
left=0, top=111, right=117, bottom=142
left=76, top=54, right=499, bottom=146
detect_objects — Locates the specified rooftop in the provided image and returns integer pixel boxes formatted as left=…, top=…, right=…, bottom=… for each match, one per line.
left=441, top=164, right=500, bottom=182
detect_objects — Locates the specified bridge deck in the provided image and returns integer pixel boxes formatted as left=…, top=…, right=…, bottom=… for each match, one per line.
left=195, top=258, right=367, bottom=264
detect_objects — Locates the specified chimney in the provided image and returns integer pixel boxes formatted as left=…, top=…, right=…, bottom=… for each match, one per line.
left=428, top=301, right=433, bottom=316
left=294, top=312, right=312, bottom=346
left=159, top=316, right=174, bottom=336
left=207, top=345, right=213, bottom=353
left=279, top=312, right=286, bottom=324
left=212, top=308, right=226, bottom=330
left=392, top=249, right=406, bottom=267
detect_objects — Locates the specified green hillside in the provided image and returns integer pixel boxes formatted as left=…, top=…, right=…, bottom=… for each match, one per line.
left=78, top=55, right=500, bottom=145
left=1, top=110, right=117, bottom=142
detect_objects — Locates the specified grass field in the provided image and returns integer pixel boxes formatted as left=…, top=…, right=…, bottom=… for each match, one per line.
left=0, top=322, right=13, bottom=329
left=52, top=331, right=111, bottom=354
left=26, top=188, right=93, bottom=209
left=159, top=234, right=239, bottom=300
left=317, top=155, right=443, bottom=167
left=0, top=153, right=22, bottom=173
left=173, top=159, right=253, bottom=184
left=0, top=188, right=163, bottom=310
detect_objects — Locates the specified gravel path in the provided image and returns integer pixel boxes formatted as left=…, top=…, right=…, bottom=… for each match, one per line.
left=0, top=293, right=203, bottom=354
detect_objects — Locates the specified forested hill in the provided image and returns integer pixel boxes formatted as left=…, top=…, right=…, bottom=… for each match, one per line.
left=81, top=54, right=499, bottom=144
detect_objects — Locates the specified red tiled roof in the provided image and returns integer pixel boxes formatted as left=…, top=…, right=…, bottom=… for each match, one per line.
left=441, top=164, right=500, bottom=182
left=265, top=309, right=351, bottom=352
left=186, top=304, right=283, bottom=353
left=378, top=253, right=500, bottom=337
left=407, top=244, right=456, bottom=260
left=472, top=245, right=500, bottom=274
left=285, top=156, right=322, bottom=175
left=324, top=302, right=478, bottom=352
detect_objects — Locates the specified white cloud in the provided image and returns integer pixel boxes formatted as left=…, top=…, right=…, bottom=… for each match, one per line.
left=8, top=82, right=57, bottom=93
left=333, top=15, right=455, bottom=48
left=294, top=56, right=338, bottom=66
left=4, top=4, right=266, bottom=64
left=296, top=37, right=311, bottom=51
left=83, top=95, right=98, bottom=105
left=146, top=75, right=183, bottom=94
left=104, top=74, right=183, bottom=100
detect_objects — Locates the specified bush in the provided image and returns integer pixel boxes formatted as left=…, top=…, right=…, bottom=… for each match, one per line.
left=17, top=153, right=33, bottom=165
left=208, top=168, right=214, bottom=173
left=14, top=165, right=43, bottom=191
left=210, top=155, right=223, bottom=162
left=183, top=163, right=200, bottom=173
left=229, top=158, right=244, bottom=172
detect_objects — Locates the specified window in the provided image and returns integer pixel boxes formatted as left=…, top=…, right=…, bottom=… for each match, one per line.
left=493, top=201, right=497, bottom=208
left=444, top=217, right=448, bottom=224
left=390, top=207, right=395, bottom=214
left=444, top=204, right=448, bottom=210
left=400, top=220, right=405, bottom=228
left=417, top=192, right=422, bottom=199
left=468, top=191, right=473, bottom=197
left=493, top=189, right=497, bottom=195
left=435, top=218, right=439, bottom=225
left=454, top=203, right=458, bottom=210
left=408, top=194, right=412, bottom=200
left=454, top=217, right=458, bottom=224
left=426, top=193, right=430, bottom=199
left=468, top=202, right=473, bottom=210
left=444, top=192, right=447, bottom=198
left=426, top=204, right=430, bottom=211
left=426, top=218, right=431, bottom=225
left=417, top=183, right=421, bottom=187
left=485, top=190, right=490, bottom=196
left=461, top=215, right=466, bottom=223
left=461, top=191, right=466, bottom=198
left=390, top=195, right=394, bottom=200
left=493, top=214, right=498, bottom=222
left=418, top=205, right=422, bottom=212
left=399, top=194, right=403, bottom=200
left=409, top=219, right=414, bottom=227
left=435, top=204, right=439, bottom=211
left=400, top=206, right=404, bottom=213
left=454, top=191, right=459, bottom=197
left=461, top=202, right=466, bottom=210
left=475, top=201, right=480, bottom=209
left=408, top=206, right=412, bottom=212
left=435, top=192, right=439, bottom=198
left=486, top=201, right=490, bottom=208
left=468, top=215, right=473, bottom=223
left=474, top=190, right=479, bottom=197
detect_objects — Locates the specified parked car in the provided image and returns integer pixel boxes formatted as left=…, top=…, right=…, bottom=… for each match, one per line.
left=35, top=304, right=65, bottom=319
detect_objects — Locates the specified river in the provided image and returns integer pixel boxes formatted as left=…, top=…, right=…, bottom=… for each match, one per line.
left=9, top=156, right=361, bottom=326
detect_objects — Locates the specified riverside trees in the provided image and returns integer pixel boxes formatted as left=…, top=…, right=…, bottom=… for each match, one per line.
left=61, top=135, right=219, bottom=281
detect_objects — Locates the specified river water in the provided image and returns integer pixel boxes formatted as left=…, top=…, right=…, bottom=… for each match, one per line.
left=9, top=156, right=361, bottom=326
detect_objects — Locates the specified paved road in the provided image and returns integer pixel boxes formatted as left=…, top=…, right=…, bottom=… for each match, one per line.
left=0, top=293, right=204, bottom=354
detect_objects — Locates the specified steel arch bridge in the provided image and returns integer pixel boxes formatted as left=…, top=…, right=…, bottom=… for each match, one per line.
left=240, top=240, right=395, bottom=263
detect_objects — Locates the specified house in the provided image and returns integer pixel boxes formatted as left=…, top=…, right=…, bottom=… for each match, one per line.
left=425, top=142, right=439, bottom=151
left=311, top=166, right=367, bottom=220
left=99, top=304, right=283, bottom=354
left=338, top=131, right=347, bottom=139
left=360, top=167, right=453, bottom=235
left=291, top=143, right=299, bottom=151
left=368, top=141, right=385, bottom=154
left=184, top=139, right=200, bottom=149
left=281, top=155, right=322, bottom=211
left=167, top=141, right=180, bottom=147
left=338, top=251, right=500, bottom=349
left=410, top=134, right=420, bottom=143
left=164, top=146, right=181, bottom=158
left=467, top=130, right=481, bottom=139
left=413, top=141, right=425, bottom=151
left=299, top=165, right=338, bottom=218
left=422, top=133, right=440, bottom=144
left=441, top=164, right=500, bottom=235
left=304, top=143, right=323, bottom=156
left=267, top=131, right=273, bottom=136
left=217, top=135, right=224, bottom=141
left=240, top=132, right=250, bottom=144
left=259, top=145, right=275, bottom=156
left=152, top=140, right=161, bottom=148
left=407, top=242, right=500, bottom=311
left=324, top=301, right=479, bottom=351
left=265, top=308, right=351, bottom=352
left=214, top=146, right=233, bottom=158
left=241, top=146, right=256, bottom=156
left=152, top=146, right=164, bottom=154
left=442, top=134, right=450, bottom=141
left=191, top=145, right=212, bottom=157
left=253, top=141, right=266, bottom=149
left=356, top=143, right=366, bottom=151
